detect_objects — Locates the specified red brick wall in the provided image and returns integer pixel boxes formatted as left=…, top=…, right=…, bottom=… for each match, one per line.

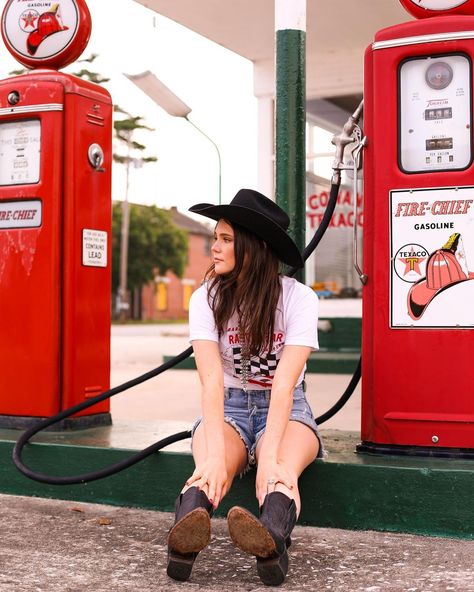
left=141, top=232, right=211, bottom=320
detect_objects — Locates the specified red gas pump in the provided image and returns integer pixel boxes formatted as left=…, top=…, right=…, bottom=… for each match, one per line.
left=0, top=0, right=112, bottom=428
left=360, top=0, right=474, bottom=455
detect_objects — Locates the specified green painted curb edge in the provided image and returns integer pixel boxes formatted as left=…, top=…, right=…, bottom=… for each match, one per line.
left=1, top=440, right=473, bottom=539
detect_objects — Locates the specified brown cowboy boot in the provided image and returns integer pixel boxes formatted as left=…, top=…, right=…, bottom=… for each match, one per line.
left=167, top=486, right=214, bottom=581
left=227, top=491, right=297, bottom=586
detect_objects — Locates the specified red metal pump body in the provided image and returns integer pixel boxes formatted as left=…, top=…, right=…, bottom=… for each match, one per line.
left=0, top=70, right=112, bottom=426
left=362, top=16, right=474, bottom=453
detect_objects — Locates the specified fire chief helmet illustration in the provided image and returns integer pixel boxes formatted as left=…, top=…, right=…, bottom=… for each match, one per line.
left=27, top=3, right=69, bottom=56
left=407, top=232, right=474, bottom=320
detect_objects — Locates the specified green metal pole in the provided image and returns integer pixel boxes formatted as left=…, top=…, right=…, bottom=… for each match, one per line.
left=275, top=0, right=306, bottom=280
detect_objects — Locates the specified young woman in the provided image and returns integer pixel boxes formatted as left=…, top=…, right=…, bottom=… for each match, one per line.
left=167, top=189, right=323, bottom=586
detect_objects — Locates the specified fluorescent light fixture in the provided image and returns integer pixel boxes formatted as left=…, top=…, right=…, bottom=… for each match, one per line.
left=124, top=70, right=192, bottom=118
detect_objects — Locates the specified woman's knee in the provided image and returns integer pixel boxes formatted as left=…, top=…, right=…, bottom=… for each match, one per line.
left=223, top=422, right=248, bottom=470
left=191, top=422, right=247, bottom=492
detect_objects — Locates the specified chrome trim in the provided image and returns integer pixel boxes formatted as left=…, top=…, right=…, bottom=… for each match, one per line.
left=373, top=30, right=474, bottom=50
left=352, top=136, right=367, bottom=286
left=0, top=103, right=63, bottom=116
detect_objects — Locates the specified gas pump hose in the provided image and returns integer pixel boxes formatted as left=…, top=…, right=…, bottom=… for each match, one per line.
left=12, top=178, right=361, bottom=485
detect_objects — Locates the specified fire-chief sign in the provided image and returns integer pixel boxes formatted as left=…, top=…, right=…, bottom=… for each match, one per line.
left=390, top=186, right=474, bottom=328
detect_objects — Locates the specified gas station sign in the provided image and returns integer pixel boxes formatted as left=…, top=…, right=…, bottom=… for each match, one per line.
left=390, top=186, right=474, bottom=327
left=0, top=199, right=41, bottom=228
left=1, top=0, right=91, bottom=70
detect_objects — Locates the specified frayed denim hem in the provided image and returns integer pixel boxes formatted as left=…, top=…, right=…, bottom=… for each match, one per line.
left=250, top=418, right=327, bottom=462
left=190, top=416, right=255, bottom=476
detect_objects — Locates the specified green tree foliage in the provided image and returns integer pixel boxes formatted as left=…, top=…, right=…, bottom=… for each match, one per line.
left=112, top=203, right=188, bottom=292
left=113, top=105, right=158, bottom=165
left=72, top=53, right=110, bottom=84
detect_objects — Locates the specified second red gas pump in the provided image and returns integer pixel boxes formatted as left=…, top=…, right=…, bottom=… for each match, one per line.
left=359, top=0, right=474, bottom=455
left=0, top=0, right=112, bottom=428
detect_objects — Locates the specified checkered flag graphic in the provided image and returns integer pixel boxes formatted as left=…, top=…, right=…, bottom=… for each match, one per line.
left=232, top=347, right=243, bottom=375
left=232, top=347, right=279, bottom=380
left=250, top=352, right=278, bottom=377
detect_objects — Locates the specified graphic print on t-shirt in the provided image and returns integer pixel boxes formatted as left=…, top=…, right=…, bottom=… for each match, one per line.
left=189, top=277, right=318, bottom=391
left=224, top=323, right=285, bottom=387
left=232, top=346, right=279, bottom=386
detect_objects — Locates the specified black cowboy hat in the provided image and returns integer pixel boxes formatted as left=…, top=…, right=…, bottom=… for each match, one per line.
left=189, top=188, right=304, bottom=268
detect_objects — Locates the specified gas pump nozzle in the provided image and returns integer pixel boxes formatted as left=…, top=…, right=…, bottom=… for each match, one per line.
left=331, top=99, right=364, bottom=185
left=330, top=99, right=368, bottom=284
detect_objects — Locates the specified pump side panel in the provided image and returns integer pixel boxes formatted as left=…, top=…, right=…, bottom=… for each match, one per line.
left=61, top=83, right=112, bottom=414
left=362, top=18, right=474, bottom=449
left=0, top=81, right=64, bottom=416
left=361, top=45, right=376, bottom=440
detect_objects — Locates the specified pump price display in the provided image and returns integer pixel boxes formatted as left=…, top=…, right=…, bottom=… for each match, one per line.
left=425, top=107, right=452, bottom=120
left=399, top=54, right=471, bottom=172
left=0, top=120, right=41, bottom=185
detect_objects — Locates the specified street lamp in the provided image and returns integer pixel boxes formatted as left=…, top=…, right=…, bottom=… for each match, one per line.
left=124, top=70, right=222, bottom=204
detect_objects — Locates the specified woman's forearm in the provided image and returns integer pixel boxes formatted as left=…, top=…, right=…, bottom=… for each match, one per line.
left=258, top=386, right=293, bottom=461
left=259, top=345, right=312, bottom=461
left=201, top=385, right=226, bottom=458
left=193, top=341, right=227, bottom=459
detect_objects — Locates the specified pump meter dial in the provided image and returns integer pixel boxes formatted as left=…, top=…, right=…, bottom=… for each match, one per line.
left=400, top=0, right=474, bottom=17
left=399, top=53, right=472, bottom=173
left=425, top=61, right=453, bottom=90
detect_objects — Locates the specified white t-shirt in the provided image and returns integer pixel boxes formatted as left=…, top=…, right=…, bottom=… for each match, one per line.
left=189, top=276, right=319, bottom=390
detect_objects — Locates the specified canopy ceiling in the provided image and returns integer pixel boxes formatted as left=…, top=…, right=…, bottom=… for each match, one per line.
left=134, top=0, right=410, bottom=99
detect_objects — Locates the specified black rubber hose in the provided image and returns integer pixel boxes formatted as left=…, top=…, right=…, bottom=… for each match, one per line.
left=12, top=347, right=193, bottom=484
left=13, top=429, right=192, bottom=485
left=315, top=357, right=361, bottom=425
left=287, top=179, right=341, bottom=277
left=13, top=177, right=361, bottom=484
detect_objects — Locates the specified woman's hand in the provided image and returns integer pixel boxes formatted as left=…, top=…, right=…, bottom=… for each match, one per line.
left=256, top=458, right=293, bottom=506
left=186, top=456, right=228, bottom=509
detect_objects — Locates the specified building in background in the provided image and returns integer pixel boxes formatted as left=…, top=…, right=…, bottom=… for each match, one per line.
left=141, top=207, right=212, bottom=320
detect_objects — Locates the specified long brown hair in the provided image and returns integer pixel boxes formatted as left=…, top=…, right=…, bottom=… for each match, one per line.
left=206, top=220, right=281, bottom=357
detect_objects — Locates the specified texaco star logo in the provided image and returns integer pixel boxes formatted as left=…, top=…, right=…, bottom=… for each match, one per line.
left=19, top=10, right=39, bottom=32
left=394, top=243, right=429, bottom=283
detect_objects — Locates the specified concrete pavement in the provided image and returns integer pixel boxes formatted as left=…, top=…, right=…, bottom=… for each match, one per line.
left=1, top=493, right=473, bottom=592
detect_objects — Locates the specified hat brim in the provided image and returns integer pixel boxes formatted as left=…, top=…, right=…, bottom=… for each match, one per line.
left=407, top=276, right=473, bottom=320
left=189, top=202, right=304, bottom=268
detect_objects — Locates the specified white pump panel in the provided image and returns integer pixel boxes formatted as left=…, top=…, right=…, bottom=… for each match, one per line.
left=399, top=53, right=472, bottom=173
left=0, top=119, right=41, bottom=185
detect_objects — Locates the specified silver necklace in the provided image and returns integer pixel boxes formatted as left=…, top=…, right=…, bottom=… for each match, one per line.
left=239, top=324, right=250, bottom=391
left=241, top=348, right=250, bottom=392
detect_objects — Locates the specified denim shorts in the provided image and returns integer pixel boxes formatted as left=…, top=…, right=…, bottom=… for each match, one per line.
left=191, top=383, right=325, bottom=467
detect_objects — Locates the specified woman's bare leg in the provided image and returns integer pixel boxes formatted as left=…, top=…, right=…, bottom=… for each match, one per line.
left=183, top=421, right=248, bottom=501
left=255, top=421, right=319, bottom=515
